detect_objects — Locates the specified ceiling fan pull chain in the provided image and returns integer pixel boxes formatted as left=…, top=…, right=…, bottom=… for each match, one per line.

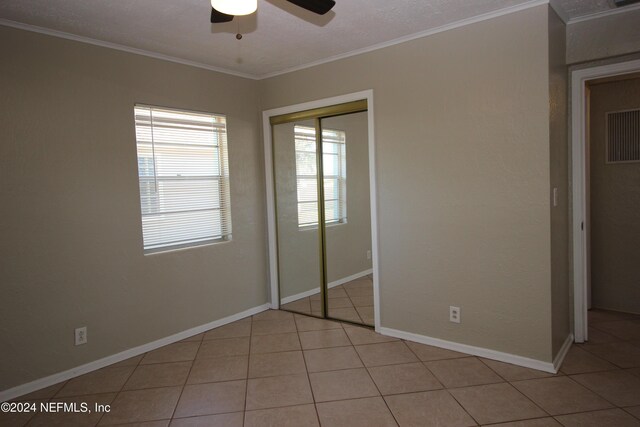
left=236, top=18, right=243, bottom=40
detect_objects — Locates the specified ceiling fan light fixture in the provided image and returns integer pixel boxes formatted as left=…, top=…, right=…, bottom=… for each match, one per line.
left=211, top=0, right=257, bottom=16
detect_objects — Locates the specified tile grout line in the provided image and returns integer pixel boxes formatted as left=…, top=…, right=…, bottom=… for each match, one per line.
left=402, top=341, right=505, bottom=426
left=92, top=352, right=144, bottom=426
left=344, top=319, right=401, bottom=426
left=241, top=316, right=254, bottom=427
left=18, top=398, right=44, bottom=427
left=556, top=342, right=620, bottom=376
left=475, top=357, right=520, bottom=383
left=15, top=309, right=640, bottom=425
left=443, top=385, right=485, bottom=426
left=564, top=372, right=628, bottom=409
left=345, top=283, right=371, bottom=326
left=402, top=340, right=446, bottom=390
left=563, top=366, right=621, bottom=376
left=504, top=378, right=561, bottom=420
left=168, top=409, right=242, bottom=424
left=480, top=415, right=559, bottom=426
left=575, top=341, right=634, bottom=369
left=339, top=281, right=366, bottom=324
left=165, top=336, right=201, bottom=424
left=293, top=312, right=323, bottom=426
left=569, top=343, right=630, bottom=370
left=400, top=342, right=482, bottom=425
left=623, top=406, right=640, bottom=421
left=284, top=279, right=373, bottom=326
left=551, top=407, right=633, bottom=418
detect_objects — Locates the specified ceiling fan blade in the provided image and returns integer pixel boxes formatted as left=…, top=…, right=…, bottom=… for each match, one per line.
left=285, top=0, right=336, bottom=15
left=211, top=7, right=234, bottom=23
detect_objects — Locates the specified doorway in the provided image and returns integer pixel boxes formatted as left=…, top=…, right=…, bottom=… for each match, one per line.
left=263, top=91, right=379, bottom=329
left=571, top=59, right=640, bottom=342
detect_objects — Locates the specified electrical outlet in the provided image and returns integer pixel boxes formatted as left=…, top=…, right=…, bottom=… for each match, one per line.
left=366, top=250, right=372, bottom=260
left=449, top=306, right=461, bottom=323
left=75, top=327, right=87, bottom=346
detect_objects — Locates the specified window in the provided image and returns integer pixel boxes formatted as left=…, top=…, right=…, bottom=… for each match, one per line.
left=134, top=105, right=232, bottom=253
left=294, top=125, right=346, bottom=227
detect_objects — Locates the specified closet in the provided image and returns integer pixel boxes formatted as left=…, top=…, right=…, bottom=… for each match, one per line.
left=270, top=100, right=375, bottom=326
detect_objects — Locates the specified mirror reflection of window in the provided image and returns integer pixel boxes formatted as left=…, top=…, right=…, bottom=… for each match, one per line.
left=294, top=125, right=346, bottom=227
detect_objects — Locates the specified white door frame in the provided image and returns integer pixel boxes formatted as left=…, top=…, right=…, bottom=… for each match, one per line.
left=262, top=90, right=381, bottom=331
left=571, top=59, right=640, bottom=342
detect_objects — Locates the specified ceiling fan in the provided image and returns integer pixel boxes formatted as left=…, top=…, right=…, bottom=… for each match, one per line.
left=210, top=0, right=336, bottom=24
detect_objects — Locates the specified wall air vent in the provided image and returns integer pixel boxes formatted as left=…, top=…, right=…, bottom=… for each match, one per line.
left=606, top=109, right=640, bottom=163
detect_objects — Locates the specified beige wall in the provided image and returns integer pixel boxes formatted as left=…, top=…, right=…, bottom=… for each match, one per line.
left=588, top=77, right=640, bottom=314
left=548, top=9, right=570, bottom=357
left=273, top=113, right=372, bottom=301
left=0, top=26, right=267, bottom=390
left=0, top=3, right=575, bottom=393
left=567, top=9, right=640, bottom=65
left=262, top=5, right=557, bottom=361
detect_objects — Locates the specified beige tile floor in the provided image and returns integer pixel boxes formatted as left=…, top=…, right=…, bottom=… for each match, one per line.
left=281, top=275, right=374, bottom=326
left=3, top=308, right=640, bottom=426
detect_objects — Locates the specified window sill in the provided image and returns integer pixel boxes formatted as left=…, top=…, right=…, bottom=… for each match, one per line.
left=298, top=221, right=347, bottom=231
left=143, top=237, right=231, bottom=256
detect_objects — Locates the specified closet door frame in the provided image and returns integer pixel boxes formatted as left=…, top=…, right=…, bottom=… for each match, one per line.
left=263, top=90, right=381, bottom=330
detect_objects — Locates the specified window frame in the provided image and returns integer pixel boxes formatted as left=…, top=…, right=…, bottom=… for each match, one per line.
left=133, top=104, right=232, bottom=254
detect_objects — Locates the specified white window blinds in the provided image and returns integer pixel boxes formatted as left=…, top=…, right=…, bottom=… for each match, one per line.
left=134, top=105, right=232, bottom=253
left=294, top=125, right=346, bottom=227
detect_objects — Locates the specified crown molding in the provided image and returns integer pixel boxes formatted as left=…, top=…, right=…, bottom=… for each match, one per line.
left=259, top=0, right=551, bottom=79
left=0, top=18, right=259, bottom=80
left=9, top=0, right=633, bottom=81
left=566, top=2, right=640, bottom=24
left=548, top=0, right=570, bottom=22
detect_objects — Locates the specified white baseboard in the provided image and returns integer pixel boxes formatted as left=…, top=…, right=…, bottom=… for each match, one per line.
left=329, top=269, right=373, bottom=289
left=280, top=269, right=373, bottom=305
left=379, top=326, right=559, bottom=374
left=593, top=306, right=640, bottom=316
left=281, top=288, right=321, bottom=305
left=553, top=334, right=574, bottom=372
left=0, top=303, right=270, bottom=402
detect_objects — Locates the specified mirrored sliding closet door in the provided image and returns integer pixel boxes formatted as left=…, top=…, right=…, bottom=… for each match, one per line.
left=271, top=100, right=374, bottom=326
left=273, top=118, right=324, bottom=318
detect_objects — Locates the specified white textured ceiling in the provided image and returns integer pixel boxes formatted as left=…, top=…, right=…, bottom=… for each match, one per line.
left=0, top=0, right=630, bottom=78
